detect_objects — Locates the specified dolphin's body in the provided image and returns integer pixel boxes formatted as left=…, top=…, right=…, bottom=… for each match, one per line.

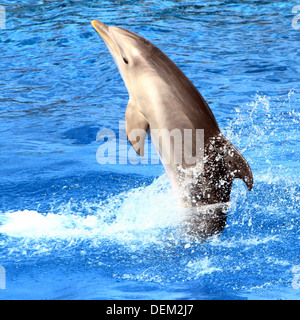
left=92, top=20, right=253, bottom=237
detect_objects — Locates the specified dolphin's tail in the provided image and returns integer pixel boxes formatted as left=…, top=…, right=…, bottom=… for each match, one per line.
left=215, top=134, right=253, bottom=191
left=182, top=134, right=253, bottom=207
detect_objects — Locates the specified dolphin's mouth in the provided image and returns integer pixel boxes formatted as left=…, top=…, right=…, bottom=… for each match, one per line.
left=91, top=20, right=109, bottom=39
left=91, top=20, right=117, bottom=51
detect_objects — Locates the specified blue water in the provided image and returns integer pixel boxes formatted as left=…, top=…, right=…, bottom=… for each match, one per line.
left=0, top=1, right=299, bottom=300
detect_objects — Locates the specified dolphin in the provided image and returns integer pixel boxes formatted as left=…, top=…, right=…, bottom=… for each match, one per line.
left=91, top=20, right=253, bottom=237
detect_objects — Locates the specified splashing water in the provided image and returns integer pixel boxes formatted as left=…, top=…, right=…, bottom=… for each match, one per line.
left=0, top=175, right=176, bottom=251
left=225, top=91, right=300, bottom=182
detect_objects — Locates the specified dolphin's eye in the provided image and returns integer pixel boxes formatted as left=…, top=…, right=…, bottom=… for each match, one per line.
left=123, top=57, right=129, bottom=64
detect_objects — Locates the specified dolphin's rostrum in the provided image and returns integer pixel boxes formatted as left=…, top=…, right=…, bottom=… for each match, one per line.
left=91, top=20, right=253, bottom=237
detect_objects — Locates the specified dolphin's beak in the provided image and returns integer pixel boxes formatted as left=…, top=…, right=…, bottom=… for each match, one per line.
left=92, top=20, right=120, bottom=55
left=91, top=20, right=113, bottom=45
left=92, top=20, right=109, bottom=37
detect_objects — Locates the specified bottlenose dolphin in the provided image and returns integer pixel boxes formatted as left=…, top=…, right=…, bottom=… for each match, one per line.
left=91, top=20, right=253, bottom=237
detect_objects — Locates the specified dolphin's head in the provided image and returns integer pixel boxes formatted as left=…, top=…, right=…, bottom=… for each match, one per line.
left=91, top=20, right=155, bottom=93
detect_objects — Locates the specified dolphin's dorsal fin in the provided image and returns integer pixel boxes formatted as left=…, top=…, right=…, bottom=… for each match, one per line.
left=125, top=100, right=149, bottom=157
left=213, top=135, right=253, bottom=191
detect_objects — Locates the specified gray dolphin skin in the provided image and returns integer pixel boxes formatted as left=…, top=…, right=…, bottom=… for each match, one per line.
left=91, top=20, right=253, bottom=237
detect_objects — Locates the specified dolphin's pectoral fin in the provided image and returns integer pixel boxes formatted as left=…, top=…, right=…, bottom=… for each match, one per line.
left=217, top=135, right=253, bottom=191
left=125, top=101, right=149, bottom=157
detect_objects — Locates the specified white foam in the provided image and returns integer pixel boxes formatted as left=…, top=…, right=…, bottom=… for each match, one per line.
left=186, top=257, right=222, bottom=278
left=209, top=234, right=280, bottom=248
left=0, top=175, right=182, bottom=245
left=224, top=91, right=300, bottom=184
